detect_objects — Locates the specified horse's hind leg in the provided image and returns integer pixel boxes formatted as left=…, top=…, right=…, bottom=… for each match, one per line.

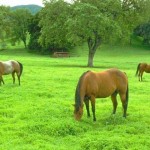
left=111, top=92, right=118, bottom=114
left=120, top=93, right=128, bottom=117
left=84, top=97, right=90, bottom=118
left=90, top=95, right=96, bottom=121
left=12, top=72, right=15, bottom=84
left=17, top=74, right=20, bottom=85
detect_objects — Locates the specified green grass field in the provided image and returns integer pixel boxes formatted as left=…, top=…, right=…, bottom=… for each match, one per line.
left=0, top=43, right=150, bottom=150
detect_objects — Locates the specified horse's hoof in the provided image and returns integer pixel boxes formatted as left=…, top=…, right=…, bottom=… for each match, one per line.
left=93, top=118, right=96, bottom=121
left=123, top=115, right=126, bottom=118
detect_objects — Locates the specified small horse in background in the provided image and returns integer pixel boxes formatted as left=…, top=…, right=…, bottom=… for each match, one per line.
left=0, top=60, right=23, bottom=85
left=74, top=68, right=129, bottom=121
left=135, top=63, right=150, bottom=81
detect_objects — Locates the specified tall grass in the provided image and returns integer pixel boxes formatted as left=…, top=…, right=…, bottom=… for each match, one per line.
left=0, top=44, right=150, bottom=149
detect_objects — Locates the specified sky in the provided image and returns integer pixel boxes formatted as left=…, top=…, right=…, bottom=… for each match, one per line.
left=0, top=0, right=44, bottom=7
left=0, top=0, right=71, bottom=7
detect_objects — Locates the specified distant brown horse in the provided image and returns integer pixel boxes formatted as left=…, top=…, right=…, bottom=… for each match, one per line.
left=0, top=60, right=23, bottom=85
left=74, top=68, right=129, bottom=121
left=135, top=63, right=150, bottom=81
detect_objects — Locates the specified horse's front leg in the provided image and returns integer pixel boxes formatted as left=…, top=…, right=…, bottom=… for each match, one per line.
left=0, top=76, right=4, bottom=85
left=138, top=72, right=141, bottom=81
left=139, top=71, right=143, bottom=81
left=141, top=72, right=144, bottom=81
left=84, top=96, right=90, bottom=118
left=1, top=77, right=4, bottom=84
left=90, top=95, right=96, bottom=121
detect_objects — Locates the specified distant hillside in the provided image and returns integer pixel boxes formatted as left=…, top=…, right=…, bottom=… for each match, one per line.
left=11, top=4, right=42, bottom=15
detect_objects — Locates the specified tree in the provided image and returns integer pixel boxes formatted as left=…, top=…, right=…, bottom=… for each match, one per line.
left=28, top=13, right=42, bottom=50
left=0, top=6, right=12, bottom=49
left=119, top=0, right=150, bottom=44
left=66, top=0, right=150, bottom=67
left=39, top=0, right=73, bottom=51
left=67, top=0, right=123, bottom=67
left=11, top=9, right=32, bottom=48
left=134, top=22, right=150, bottom=45
left=133, top=0, right=150, bottom=45
left=39, top=0, right=149, bottom=67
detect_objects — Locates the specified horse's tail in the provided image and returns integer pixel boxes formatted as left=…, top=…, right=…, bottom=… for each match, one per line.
left=124, top=72, right=129, bottom=104
left=126, top=82, right=129, bottom=112
left=135, top=63, right=141, bottom=76
left=17, top=61, right=23, bottom=76
left=126, top=83, right=129, bottom=104
left=75, top=71, right=89, bottom=111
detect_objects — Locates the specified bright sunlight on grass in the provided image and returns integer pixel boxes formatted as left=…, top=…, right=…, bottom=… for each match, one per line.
left=0, top=44, right=150, bottom=149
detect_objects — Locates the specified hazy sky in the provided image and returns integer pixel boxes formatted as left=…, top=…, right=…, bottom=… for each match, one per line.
left=0, top=0, right=72, bottom=7
left=0, top=0, right=44, bottom=7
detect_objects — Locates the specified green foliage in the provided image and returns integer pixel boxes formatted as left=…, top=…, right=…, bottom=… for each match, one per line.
left=28, top=13, right=42, bottom=51
left=68, top=0, right=149, bottom=66
left=11, top=9, right=32, bottom=48
left=134, top=21, right=150, bottom=45
left=0, top=6, right=12, bottom=49
left=37, top=0, right=150, bottom=66
left=39, top=0, right=73, bottom=51
left=67, top=0, right=121, bottom=44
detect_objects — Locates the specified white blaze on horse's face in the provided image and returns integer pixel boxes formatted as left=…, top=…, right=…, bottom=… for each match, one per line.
left=3, top=61, right=14, bottom=75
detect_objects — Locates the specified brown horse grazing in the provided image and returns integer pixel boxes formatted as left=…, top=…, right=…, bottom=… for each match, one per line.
left=74, top=68, right=129, bottom=121
left=135, top=63, right=150, bottom=81
left=0, top=60, right=23, bottom=85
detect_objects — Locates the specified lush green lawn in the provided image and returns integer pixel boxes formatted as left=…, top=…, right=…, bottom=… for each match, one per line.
left=0, top=44, right=150, bottom=150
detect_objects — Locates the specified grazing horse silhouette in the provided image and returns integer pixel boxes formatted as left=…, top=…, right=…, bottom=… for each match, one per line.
left=135, top=63, right=150, bottom=81
left=0, top=60, right=23, bottom=85
left=74, top=68, right=129, bottom=121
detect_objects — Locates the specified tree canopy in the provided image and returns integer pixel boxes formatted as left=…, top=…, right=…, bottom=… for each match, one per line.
left=39, top=0, right=73, bottom=51
left=134, top=21, right=150, bottom=45
left=0, top=6, right=33, bottom=49
left=0, top=0, right=149, bottom=64
left=28, top=13, right=42, bottom=51
left=66, top=0, right=123, bottom=66
left=11, top=9, right=32, bottom=48
left=0, top=6, right=12, bottom=49
left=39, top=0, right=150, bottom=67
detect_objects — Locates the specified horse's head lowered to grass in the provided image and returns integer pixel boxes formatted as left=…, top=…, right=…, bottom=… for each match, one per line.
left=74, top=68, right=129, bottom=121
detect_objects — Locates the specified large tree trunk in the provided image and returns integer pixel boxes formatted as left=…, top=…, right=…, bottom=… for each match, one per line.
left=23, top=40, right=27, bottom=48
left=87, top=32, right=101, bottom=67
left=87, top=50, right=95, bottom=67
left=21, top=35, right=27, bottom=48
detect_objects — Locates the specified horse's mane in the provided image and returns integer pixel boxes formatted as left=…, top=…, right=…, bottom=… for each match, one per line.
left=75, top=70, right=90, bottom=111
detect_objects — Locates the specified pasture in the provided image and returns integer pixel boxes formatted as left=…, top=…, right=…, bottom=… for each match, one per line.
left=0, top=44, right=150, bottom=150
